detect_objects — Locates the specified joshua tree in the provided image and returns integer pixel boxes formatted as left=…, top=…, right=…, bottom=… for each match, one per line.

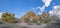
left=1, top=12, right=16, bottom=23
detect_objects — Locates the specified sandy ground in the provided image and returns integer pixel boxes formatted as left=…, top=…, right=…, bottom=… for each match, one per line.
left=18, top=22, right=47, bottom=28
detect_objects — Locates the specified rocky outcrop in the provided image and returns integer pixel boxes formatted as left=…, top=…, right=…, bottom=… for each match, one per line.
left=19, top=11, right=39, bottom=22
left=19, top=11, right=52, bottom=24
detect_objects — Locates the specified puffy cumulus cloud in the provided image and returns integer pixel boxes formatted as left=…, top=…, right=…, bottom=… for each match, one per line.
left=42, top=0, right=52, bottom=7
left=49, top=5, right=60, bottom=16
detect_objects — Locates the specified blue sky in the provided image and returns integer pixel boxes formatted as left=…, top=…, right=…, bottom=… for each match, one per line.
left=0, top=0, right=60, bottom=18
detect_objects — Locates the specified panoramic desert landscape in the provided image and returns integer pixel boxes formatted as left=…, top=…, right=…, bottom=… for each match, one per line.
left=0, top=0, right=60, bottom=28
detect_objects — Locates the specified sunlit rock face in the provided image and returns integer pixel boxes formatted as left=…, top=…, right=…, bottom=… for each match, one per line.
left=49, top=6, right=60, bottom=18
left=19, top=11, right=38, bottom=23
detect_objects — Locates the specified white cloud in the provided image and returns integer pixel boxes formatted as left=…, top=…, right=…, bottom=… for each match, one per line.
left=35, top=0, right=52, bottom=15
left=33, top=0, right=52, bottom=15
left=35, top=5, right=45, bottom=15
left=42, top=0, right=52, bottom=7
left=36, top=5, right=45, bottom=12
left=49, top=5, right=60, bottom=16
left=53, top=6, right=60, bottom=9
